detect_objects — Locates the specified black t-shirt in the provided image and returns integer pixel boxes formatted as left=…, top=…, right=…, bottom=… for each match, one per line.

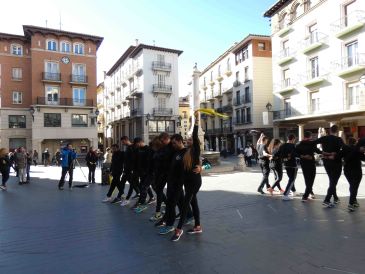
left=295, top=140, right=321, bottom=164
left=278, top=143, right=297, bottom=167
left=168, top=147, right=187, bottom=184
left=314, top=135, right=344, bottom=162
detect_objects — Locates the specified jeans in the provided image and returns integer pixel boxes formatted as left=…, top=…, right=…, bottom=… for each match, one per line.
left=58, top=167, right=74, bottom=187
left=106, top=173, right=123, bottom=198
left=301, top=162, right=316, bottom=199
left=258, top=162, right=270, bottom=191
left=88, top=164, right=96, bottom=183
left=18, top=167, right=27, bottom=183
left=323, top=161, right=342, bottom=202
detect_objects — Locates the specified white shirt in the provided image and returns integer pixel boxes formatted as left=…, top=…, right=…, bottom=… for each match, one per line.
left=244, top=147, right=253, bottom=157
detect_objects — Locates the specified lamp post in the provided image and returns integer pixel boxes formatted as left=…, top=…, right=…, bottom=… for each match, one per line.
left=265, top=102, right=272, bottom=112
left=145, top=113, right=151, bottom=126
left=29, top=106, right=35, bottom=121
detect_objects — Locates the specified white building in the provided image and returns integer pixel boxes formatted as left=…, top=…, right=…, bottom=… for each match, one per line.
left=264, top=0, right=365, bottom=141
left=103, top=44, right=182, bottom=144
left=200, top=34, right=273, bottom=153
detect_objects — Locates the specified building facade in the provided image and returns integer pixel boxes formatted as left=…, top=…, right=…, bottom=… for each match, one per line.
left=103, top=44, right=182, bottom=144
left=199, top=34, right=273, bottom=154
left=96, top=82, right=105, bottom=149
left=0, top=25, right=103, bottom=157
left=178, top=95, right=191, bottom=140
left=264, top=0, right=365, bottom=141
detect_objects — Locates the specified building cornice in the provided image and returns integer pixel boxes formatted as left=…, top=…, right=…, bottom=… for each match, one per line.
left=106, top=46, right=136, bottom=76
left=0, top=32, right=28, bottom=42
left=263, top=0, right=293, bottom=18
left=130, top=44, right=183, bottom=58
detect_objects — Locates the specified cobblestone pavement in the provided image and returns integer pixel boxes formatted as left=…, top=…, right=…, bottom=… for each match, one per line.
left=0, top=165, right=364, bottom=274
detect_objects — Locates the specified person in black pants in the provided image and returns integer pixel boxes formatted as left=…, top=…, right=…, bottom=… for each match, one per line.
left=257, top=134, right=272, bottom=194
left=0, top=148, right=11, bottom=190
left=279, top=134, right=297, bottom=201
left=102, top=144, right=124, bottom=203
left=58, top=144, right=76, bottom=190
left=295, top=131, right=322, bottom=202
left=314, top=125, right=344, bottom=207
left=85, top=147, right=98, bottom=184
left=268, top=139, right=284, bottom=194
left=342, top=138, right=365, bottom=211
left=171, top=111, right=203, bottom=241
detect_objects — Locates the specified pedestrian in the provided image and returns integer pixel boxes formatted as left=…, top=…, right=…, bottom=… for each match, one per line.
left=342, top=138, right=365, bottom=212
left=279, top=134, right=298, bottom=201
left=14, top=147, right=27, bottom=185
left=58, top=143, right=77, bottom=190
left=97, top=149, right=103, bottom=168
left=268, top=139, right=284, bottom=194
left=102, top=144, right=124, bottom=202
left=26, top=150, right=32, bottom=183
left=257, top=133, right=272, bottom=195
left=313, top=125, right=344, bottom=207
left=43, top=148, right=50, bottom=166
left=55, top=149, right=61, bottom=166
left=295, top=131, right=321, bottom=202
left=0, top=148, right=11, bottom=190
left=171, top=111, right=203, bottom=242
left=85, top=147, right=98, bottom=184
left=244, top=145, right=253, bottom=167
left=101, top=147, right=112, bottom=185
left=32, top=150, right=38, bottom=166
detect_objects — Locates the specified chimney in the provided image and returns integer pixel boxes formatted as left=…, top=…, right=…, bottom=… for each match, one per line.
left=103, top=71, right=107, bottom=79
left=135, top=39, right=139, bottom=46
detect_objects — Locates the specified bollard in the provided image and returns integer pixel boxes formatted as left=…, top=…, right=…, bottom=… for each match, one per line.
left=234, top=154, right=247, bottom=171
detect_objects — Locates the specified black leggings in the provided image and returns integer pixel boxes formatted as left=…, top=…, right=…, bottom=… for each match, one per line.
left=258, top=162, right=270, bottom=191
left=323, top=161, right=342, bottom=202
left=88, top=165, right=96, bottom=183
left=154, top=173, right=167, bottom=213
left=120, top=173, right=139, bottom=200
left=344, top=168, right=362, bottom=205
left=177, top=174, right=202, bottom=230
left=106, top=173, right=122, bottom=198
left=271, top=165, right=283, bottom=190
left=138, top=174, right=155, bottom=204
left=284, top=166, right=297, bottom=196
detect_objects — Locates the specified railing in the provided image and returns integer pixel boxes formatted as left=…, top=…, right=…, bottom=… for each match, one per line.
left=36, top=97, right=93, bottom=107
left=71, top=74, right=88, bottom=83
left=131, top=109, right=143, bottom=117
left=331, top=10, right=365, bottom=33
left=222, top=105, right=233, bottom=112
left=223, top=127, right=233, bottom=133
left=215, top=107, right=223, bottom=113
left=302, top=32, right=328, bottom=48
left=332, top=53, right=365, bottom=71
left=278, top=47, right=293, bottom=59
left=42, top=72, right=61, bottom=81
left=152, top=84, right=172, bottom=93
left=282, top=78, right=292, bottom=88
left=273, top=109, right=299, bottom=120
left=153, top=108, right=173, bottom=116
left=152, top=61, right=172, bottom=71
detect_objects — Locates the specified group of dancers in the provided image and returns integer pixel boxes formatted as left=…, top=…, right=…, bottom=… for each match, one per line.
left=101, top=111, right=203, bottom=242
left=257, top=125, right=365, bottom=211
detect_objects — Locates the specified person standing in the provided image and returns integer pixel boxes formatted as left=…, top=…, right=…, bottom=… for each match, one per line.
left=58, top=144, right=77, bottom=190
left=32, top=150, right=38, bottom=166
left=86, top=147, right=98, bottom=184
left=257, top=134, right=272, bottom=195
left=102, top=144, right=124, bottom=203
left=295, top=131, right=322, bottom=202
left=268, top=139, right=284, bottom=193
left=26, top=150, right=32, bottom=183
left=14, top=147, right=27, bottom=185
left=44, top=148, right=50, bottom=166
left=0, top=148, right=11, bottom=190
left=244, top=145, right=253, bottom=167
left=314, top=125, right=344, bottom=207
left=279, top=134, right=298, bottom=201
left=102, top=147, right=112, bottom=185
left=55, top=149, right=61, bottom=166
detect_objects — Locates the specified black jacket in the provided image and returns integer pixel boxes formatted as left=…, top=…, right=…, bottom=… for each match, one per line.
left=278, top=143, right=297, bottom=167
left=123, top=145, right=135, bottom=174
left=86, top=151, right=98, bottom=166
left=295, top=140, right=321, bottom=165
left=110, top=150, right=124, bottom=176
left=134, top=145, right=153, bottom=176
left=314, top=135, right=344, bottom=163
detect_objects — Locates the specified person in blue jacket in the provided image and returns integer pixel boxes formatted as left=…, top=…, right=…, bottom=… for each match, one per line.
left=58, top=143, right=77, bottom=190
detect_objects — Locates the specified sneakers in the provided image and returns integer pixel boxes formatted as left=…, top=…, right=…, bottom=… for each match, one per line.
left=150, top=212, right=163, bottom=222
left=132, top=194, right=140, bottom=200
left=135, top=204, right=148, bottom=214
left=353, top=201, right=360, bottom=208
left=334, top=198, right=340, bottom=204
left=322, top=201, right=334, bottom=208
left=282, top=195, right=293, bottom=201
left=147, top=197, right=156, bottom=204
left=0, top=185, right=7, bottom=191
left=187, top=226, right=203, bottom=234
left=184, top=217, right=194, bottom=226
left=154, top=220, right=166, bottom=227
left=348, top=204, right=355, bottom=212
left=159, top=226, right=175, bottom=235
left=301, top=197, right=308, bottom=202
left=111, top=197, right=122, bottom=204
left=102, top=197, right=113, bottom=203
left=267, top=187, right=274, bottom=195
left=58, top=186, right=64, bottom=190
left=120, top=199, right=130, bottom=207
left=131, top=202, right=141, bottom=210
left=171, top=229, right=183, bottom=242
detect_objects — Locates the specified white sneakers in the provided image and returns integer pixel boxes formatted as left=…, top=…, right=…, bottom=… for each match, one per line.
left=120, top=199, right=130, bottom=207
left=102, top=197, right=113, bottom=203
left=282, top=195, right=293, bottom=201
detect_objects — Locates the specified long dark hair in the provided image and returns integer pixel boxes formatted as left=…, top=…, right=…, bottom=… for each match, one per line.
left=268, top=139, right=281, bottom=154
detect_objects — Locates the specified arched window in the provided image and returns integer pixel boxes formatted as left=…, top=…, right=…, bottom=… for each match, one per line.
left=60, top=41, right=71, bottom=53
left=11, top=44, right=23, bottom=56
left=74, top=43, right=84, bottom=55
left=46, top=39, right=57, bottom=51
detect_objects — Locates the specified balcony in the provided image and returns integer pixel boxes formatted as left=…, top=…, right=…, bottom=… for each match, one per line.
left=153, top=108, right=173, bottom=116
left=42, top=72, right=61, bottom=83
left=277, top=48, right=295, bottom=66
left=209, top=80, right=215, bottom=86
left=301, top=32, right=328, bottom=54
left=223, top=126, right=233, bottom=133
left=225, top=69, right=232, bottom=77
left=152, top=84, right=172, bottom=94
left=214, top=90, right=223, bottom=98
left=121, top=78, right=127, bottom=87
left=302, top=69, right=328, bottom=88
left=332, top=53, right=365, bottom=78
left=276, top=25, right=292, bottom=38
left=131, top=108, right=143, bottom=117
left=233, top=96, right=244, bottom=106
left=215, top=107, right=223, bottom=114
left=152, top=61, right=172, bottom=71
left=222, top=105, right=233, bottom=113
left=35, top=97, right=93, bottom=107
left=134, top=67, right=143, bottom=76
left=331, top=10, right=365, bottom=39
left=275, top=78, right=296, bottom=94
left=223, top=87, right=233, bottom=94
left=70, top=74, right=88, bottom=85
left=214, top=128, right=223, bottom=134
left=216, top=74, right=224, bottom=82
left=130, top=87, right=142, bottom=97
left=273, top=109, right=299, bottom=120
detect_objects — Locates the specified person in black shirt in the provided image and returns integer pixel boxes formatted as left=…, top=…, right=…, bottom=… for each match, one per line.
left=85, top=147, right=98, bottom=184
left=268, top=139, right=284, bottom=194
left=279, top=134, right=297, bottom=201
left=257, top=134, right=272, bottom=194
left=295, top=131, right=322, bottom=202
left=313, top=125, right=344, bottom=207
left=342, top=138, right=365, bottom=211
left=102, top=144, right=124, bottom=203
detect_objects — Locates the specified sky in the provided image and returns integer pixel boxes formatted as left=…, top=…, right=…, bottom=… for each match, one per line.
left=1, top=0, right=275, bottom=95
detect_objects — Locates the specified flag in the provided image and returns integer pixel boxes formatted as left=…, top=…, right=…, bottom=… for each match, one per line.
left=196, top=108, right=229, bottom=119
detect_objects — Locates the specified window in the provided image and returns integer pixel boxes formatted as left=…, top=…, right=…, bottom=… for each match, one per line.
left=346, top=41, right=358, bottom=67
left=310, top=57, right=319, bottom=79
left=11, top=44, right=23, bottom=55
left=258, top=42, right=265, bottom=51
left=210, top=71, right=213, bottom=81
left=235, top=71, right=240, bottom=81
left=72, top=64, right=86, bottom=82
left=236, top=90, right=241, bottom=105
left=157, top=121, right=165, bottom=132
left=12, top=91, right=22, bottom=104
left=282, top=40, right=289, bottom=57
left=158, top=97, right=166, bottom=109
left=73, top=87, right=86, bottom=106
left=157, top=54, right=165, bottom=63
left=157, top=74, right=166, bottom=86
left=72, top=114, right=88, bottom=127
left=235, top=110, right=240, bottom=124
left=235, top=47, right=248, bottom=64
left=244, top=67, right=249, bottom=81
left=166, top=121, right=174, bottom=133
left=45, top=86, right=60, bottom=105
left=348, top=83, right=361, bottom=108
left=241, top=109, right=245, bottom=123
left=218, top=65, right=221, bottom=76
left=60, top=41, right=71, bottom=53
left=310, top=92, right=320, bottom=113
left=44, top=113, right=61, bottom=127
left=44, top=61, right=60, bottom=81
left=284, top=98, right=291, bottom=116
left=74, top=43, right=84, bottom=55
left=283, top=69, right=290, bottom=87
left=12, top=68, right=22, bottom=80
left=344, top=1, right=357, bottom=26
left=148, top=121, right=157, bottom=132
left=245, top=87, right=250, bottom=103
left=308, top=23, right=318, bottom=43
left=9, top=115, right=26, bottom=128
left=47, top=40, right=57, bottom=51
left=246, top=108, right=251, bottom=123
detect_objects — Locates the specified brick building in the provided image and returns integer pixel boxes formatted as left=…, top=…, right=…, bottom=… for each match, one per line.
left=0, top=25, right=103, bottom=158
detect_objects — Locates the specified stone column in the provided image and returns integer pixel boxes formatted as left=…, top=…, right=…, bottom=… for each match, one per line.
left=234, top=134, right=237, bottom=155
left=298, top=124, right=305, bottom=141
left=273, top=126, right=279, bottom=139
left=215, top=137, right=219, bottom=152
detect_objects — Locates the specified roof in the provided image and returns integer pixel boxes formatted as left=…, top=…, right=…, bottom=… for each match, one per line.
left=0, top=32, right=28, bottom=42
left=23, top=25, right=104, bottom=49
left=231, top=34, right=271, bottom=53
left=263, top=0, right=292, bottom=17
left=106, top=46, right=136, bottom=76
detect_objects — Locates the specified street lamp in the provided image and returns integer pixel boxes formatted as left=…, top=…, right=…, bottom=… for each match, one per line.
left=145, top=113, right=151, bottom=125
left=95, top=108, right=100, bottom=116
left=265, top=102, right=272, bottom=111
left=29, top=106, right=35, bottom=121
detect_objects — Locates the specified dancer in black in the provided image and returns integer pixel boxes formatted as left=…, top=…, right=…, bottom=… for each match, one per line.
left=279, top=134, right=297, bottom=201
left=268, top=139, right=284, bottom=194
left=342, top=138, right=365, bottom=211
left=257, top=134, right=272, bottom=194
left=295, top=131, right=321, bottom=202
left=85, top=147, right=97, bottom=184
left=314, top=125, right=344, bottom=207
left=102, top=144, right=124, bottom=203
left=0, top=148, right=11, bottom=190
left=171, top=111, right=203, bottom=242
